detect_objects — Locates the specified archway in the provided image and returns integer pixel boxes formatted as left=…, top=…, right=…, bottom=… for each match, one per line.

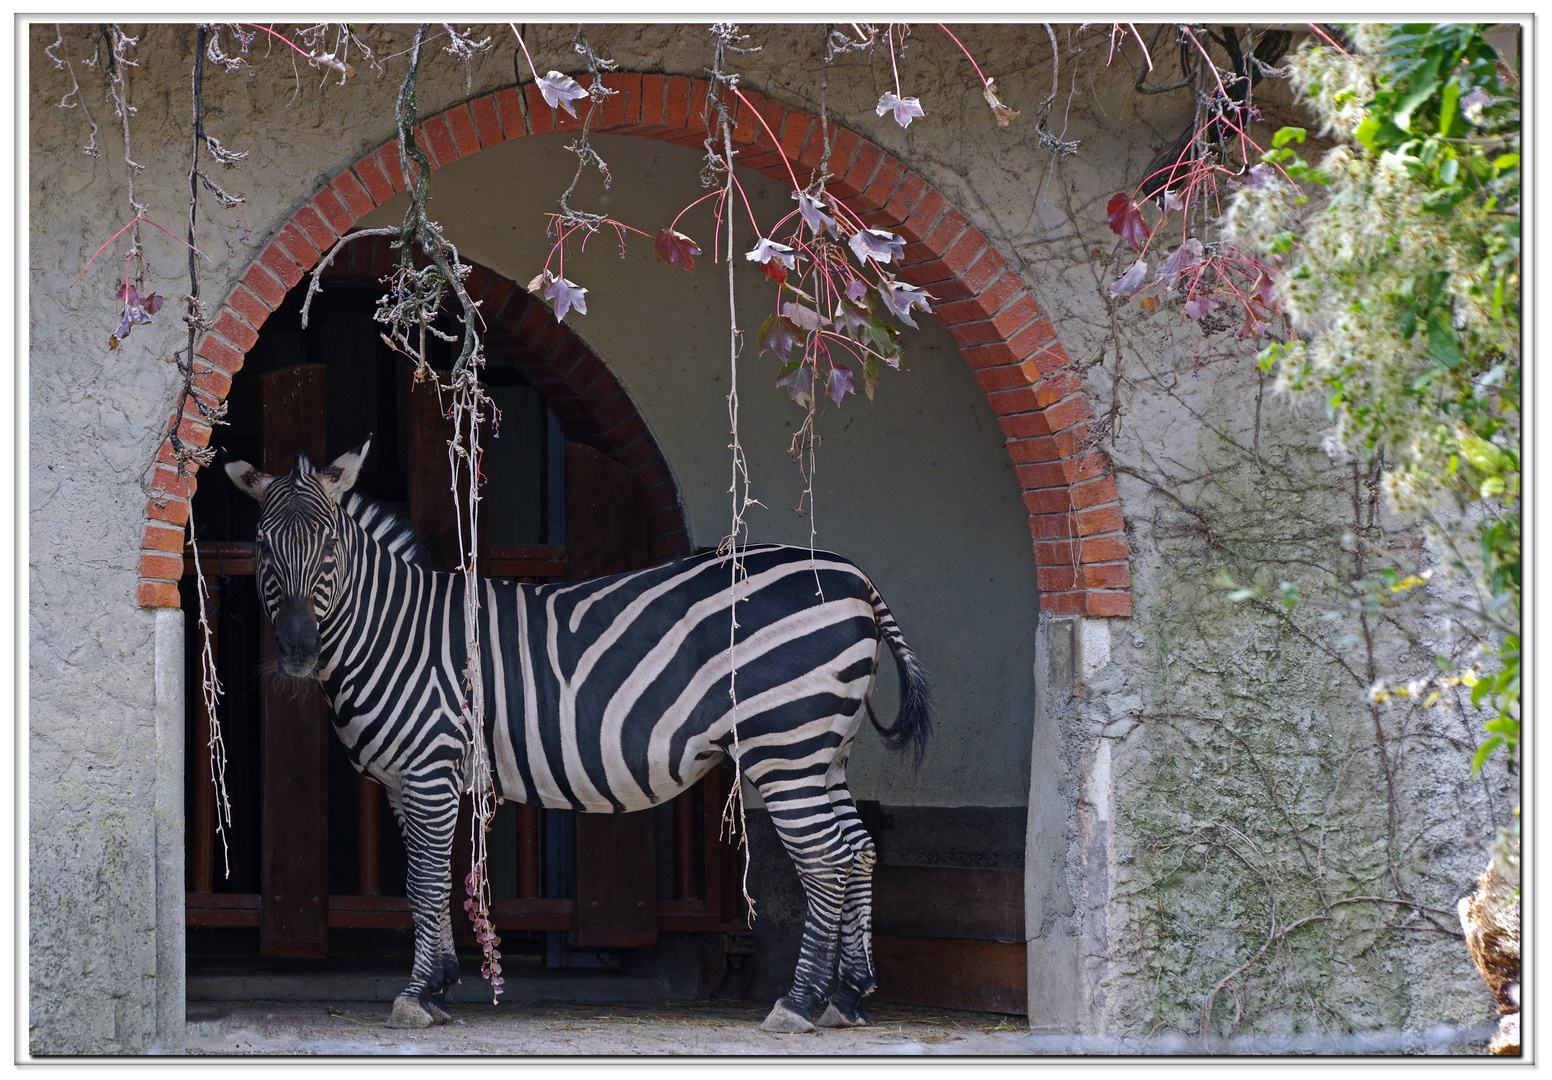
left=134, top=73, right=1129, bottom=617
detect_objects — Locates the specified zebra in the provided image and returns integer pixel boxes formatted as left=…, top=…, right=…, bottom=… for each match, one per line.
left=224, top=439, right=932, bottom=1033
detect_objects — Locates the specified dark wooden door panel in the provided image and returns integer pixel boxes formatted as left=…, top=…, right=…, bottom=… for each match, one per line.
left=873, top=938, right=1028, bottom=1015
left=873, top=865, right=1025, bottom=942
left=405, top=371, right=462, bottom=572
left=565, top=442, right=648, bottom=581
left=258, top=364, right=331, bottom=957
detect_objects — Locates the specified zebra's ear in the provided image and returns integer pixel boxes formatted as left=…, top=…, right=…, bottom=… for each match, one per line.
left=225, top=460, right=276, bottom=503
left=315, top=437, right=371, bottom=503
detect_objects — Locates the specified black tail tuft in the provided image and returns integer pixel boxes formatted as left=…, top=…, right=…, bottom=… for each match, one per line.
left=868, top=632, right=933, bottom=773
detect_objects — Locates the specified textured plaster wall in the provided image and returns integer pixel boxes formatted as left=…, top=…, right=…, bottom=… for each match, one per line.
left=28, top=21, right=1513, bottom=1052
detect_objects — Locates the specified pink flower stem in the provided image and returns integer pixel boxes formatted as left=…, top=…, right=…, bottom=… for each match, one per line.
left=1306, top=23, right=1351, bottom=57
left=888, top=25, right=903, bottom=98
left=669, top=189, right=724, bottom=234
left=240, top=23, right=314, bottom=61
left=1129, top=24, right=1154, bottom=71
left=937, top=24, right=988, bottom=86
left=507, top=23, right=541, bottom=82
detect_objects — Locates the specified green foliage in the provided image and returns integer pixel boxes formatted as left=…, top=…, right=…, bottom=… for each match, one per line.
left=1222, top=24, right=1520, bottom=770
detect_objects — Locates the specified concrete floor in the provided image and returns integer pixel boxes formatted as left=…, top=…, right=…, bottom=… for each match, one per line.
left=184, top=998, right=1040, bottom=1056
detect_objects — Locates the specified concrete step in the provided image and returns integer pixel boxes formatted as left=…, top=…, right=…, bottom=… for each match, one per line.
left=188, top=969, right=669, bottom=1004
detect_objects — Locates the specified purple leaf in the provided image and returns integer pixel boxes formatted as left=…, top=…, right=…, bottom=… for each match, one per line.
left=538, top=70, right=589, bottom=117
left=1461, top=88, right=1494, bottom=125
left=1106, top=193, right=1150, bottom=251
left=757, top=312, right=803, bottom=363
left=1254, top=271, right=1277, bottom=310
left=781, top=301, right=828, bottom=333
left=827, top=364, right=855, bottom=407
left=1160, top=189, right=1185, bottom=212
left=543, top=275, right=588, bottom=320
left=848, top=227, right=905, bottom=266
left=1184, top=295, right=1215, bottom=321
left=1108, top=257, right=1149, bottom=299
left=776, top=361, right=814, bottom=406
left=833, top=297, right=871, bottom=337
left=794, top=191, right=839, bottom=238
left=878, top=278, right=934, bottom=328
left=876, top=91, right=926, bottom=128
left=111, top=282, right=165, bottom=343
left=1156, top=238, right=1204, bottom=291
left=653, top=229, right=701, bottom=272
left=1243, top=163, right=1276, bottom=190
left=844, top=277, right=869, bottom=303
left=745, top=237, right=797, bottom=271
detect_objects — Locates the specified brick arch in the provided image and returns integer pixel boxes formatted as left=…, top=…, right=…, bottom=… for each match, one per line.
left=137, top=73, right=1130, bottom=617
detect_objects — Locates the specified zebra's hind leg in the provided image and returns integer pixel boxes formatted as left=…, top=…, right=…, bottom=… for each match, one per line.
left=385, top=770, right=462, bottom=1029
left=754, top=764, right=857, bottom=1034
left=817, top=785, right=878, bottom=1028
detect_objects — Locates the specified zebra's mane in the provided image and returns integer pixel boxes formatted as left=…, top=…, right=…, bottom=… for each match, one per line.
left=341, top=492, right=424, bottom=566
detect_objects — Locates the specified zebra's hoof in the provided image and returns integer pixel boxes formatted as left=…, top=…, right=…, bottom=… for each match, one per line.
left=817, top=1001, right=869, bottom=1028
left=428, top=993, right=453, bottom=1023
left=761, top=1000, right=816, bottom=1034
left=387, top=996, right=434, bottom=1029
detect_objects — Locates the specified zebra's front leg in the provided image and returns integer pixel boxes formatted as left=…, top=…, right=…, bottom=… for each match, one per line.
left=386, top=772, right=462, bottom=1029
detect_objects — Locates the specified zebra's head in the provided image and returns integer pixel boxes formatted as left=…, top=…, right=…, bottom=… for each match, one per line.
left=225, top=439, right=371, bottom=679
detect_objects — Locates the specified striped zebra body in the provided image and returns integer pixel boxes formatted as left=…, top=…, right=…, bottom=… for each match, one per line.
left=227, top=441, right=932, bottom=1033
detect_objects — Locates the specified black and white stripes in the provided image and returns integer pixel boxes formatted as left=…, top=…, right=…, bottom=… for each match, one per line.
left=227, top=441, right=932, bottom=1032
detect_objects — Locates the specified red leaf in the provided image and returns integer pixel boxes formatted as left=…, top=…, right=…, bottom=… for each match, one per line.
left=653, top=229, right=700, bottom=272
left=759, top=259, right=787, bottom=285
left=1106, top=193, right=1151, bottom=251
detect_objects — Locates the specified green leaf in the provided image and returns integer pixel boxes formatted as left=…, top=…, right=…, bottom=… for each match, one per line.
left=1436, top=79, right=1460, bottom=136
left=1272, top=126, right=1307, bottom=148
left=1392, top=78, right=1439, bottom=132
left=1457, top=429, right=1513, bottom=472
left=1424, top=310, right=1462, bottom=367
left=1226, top=588, right=1257, bottom=603
left=1471, top=736, right=1504, bottom=775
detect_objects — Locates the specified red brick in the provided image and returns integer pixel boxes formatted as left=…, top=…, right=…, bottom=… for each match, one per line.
left=446, top=105, right=481, bottom=159
left=593, top=395, right=633, bottom=434
left=1085, top=591, right=1133, bottom=618
left=1006, top=435, right=1058, bottom=464
left=139, top=551, right=185, bottom=582
left=1076, top=504, right=1124, bottom=537
left=1016, top=461, right=1068, bottom=489
left=777, top=112, right=815, bottom=170
left=998, top=412, right=1053, bottom=440
left=275, top=224, right=320, bottom=273
left=986, top=386, right=1043, bottom=417
left=1081, top=534, right=1130, bottom=563
left=210, top=309, right=257, bottom=353
left=948, top=319, right=1014, bottom=349
left=605, top=414, right=649, bottom=451
left=960, top=245, right=1010, bottom=296
left=961, top=341, right=1022, bottom=371
left=237, top=262, right=282, bottom=312
left=1041, top=591, right=1084, bottom=616
left=839, top=142, right=885, bottom=197
left=377, top=141, right=410, bottom=193
left=973, top=364, right=1038, bottom=394
left=516, top=300, right=553, bottom=341
left=729, top=89, right=762, bottom=146
left=469, top=94, right=503, bottom=147
left=686, top=80, right=714, bottom=137
left=1034, top=370, right=1082, bottom=409
left=823, top=128, right=864, bottom=186
left=634, top=457, right=672, bottom=490
left=936, top=292, right=1006, bottom=326
left=616, top=438, right=656, bottom=471
left=938, top=230, right=989, bottom=281
left=639, top=74, right=668, bottom=131
left=1028, top=512, right=1076, bottom=540
left=862, top=156, right=906, bottom=213
left=913, top=207, right=971, bottom=263
left=663, top=75, right=692, bottom=133
left=143, top=522, right=187, bottom=553
left=580, top=379, right=621, bottom=414
left=600, top=72, right=641, bottom=129
left=1082, top=562, right=1132, bottom=590
left=293, top=204, right=337, bottom=253
left=494, top=86, right=527, bottom=139
left=1023, top=488, right=1073, bottom=515
left=312, top=189, right=355, bottom=236
left=1054, top=421, right=1097, bottom=458
left=897, top=187, right=947, bottom=244
left=987, top=293, right=1042, bottom=339
left=227, top=285, right=271, bottom=331
left=883, top=173, right=929, bottom=226
left=137, top=580, right=182, bottom=608
left=645, top=486, right=679, bottom=516
left=1003, top=318, right=1059, bottom=361
left=152, top=463, right=197, bottom=499
left=896, top=257, right=951, bottom=291
left=1064, top=449, right=1111, bottom=485
left=1034, top=538, right=1082, bottom=566
left=331, top=169, right=377, bottom=218
left=1071, top=476, right=1118, bottom=509
left=258, top=236, right=305, bottom=286
left=146, top=495, right=191, bottom=527
left=352, top=154, right=395, bottom=205
left=174, top=414, right=213, bottom=448
left=196, top=333, right=245, bottom=376
left=191, top=366, right=233, bottom=401
left=1042, top=394, right=1095, bottom=432
left=1039, top=566, right=1080, bottom=592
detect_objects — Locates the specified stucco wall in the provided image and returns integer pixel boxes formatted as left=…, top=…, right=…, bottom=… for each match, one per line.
left=28, top=21, right=1513, bottom=1053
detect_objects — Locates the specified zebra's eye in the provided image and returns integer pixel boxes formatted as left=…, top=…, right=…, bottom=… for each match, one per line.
left=322, top=535, right=338, bottom=557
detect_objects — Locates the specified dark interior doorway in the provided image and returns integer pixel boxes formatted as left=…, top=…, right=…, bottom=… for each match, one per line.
left=181, top=276, right=747, bottom=988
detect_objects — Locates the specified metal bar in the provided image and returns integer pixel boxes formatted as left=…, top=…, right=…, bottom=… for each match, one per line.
left=357, top=775, right=381, bottom=896
left=516, top=802, right=541, bottom=899
left=674, top=789, right=697, bottom=901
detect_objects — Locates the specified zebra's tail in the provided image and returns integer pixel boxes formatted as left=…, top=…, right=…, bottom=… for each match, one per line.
left=864, top=585, right=933, bottom=772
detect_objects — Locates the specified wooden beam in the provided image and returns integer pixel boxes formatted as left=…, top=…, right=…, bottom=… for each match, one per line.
left=873, top=865, right=1025, bottom=942
left=873, top=937, right=1028, bottom=1015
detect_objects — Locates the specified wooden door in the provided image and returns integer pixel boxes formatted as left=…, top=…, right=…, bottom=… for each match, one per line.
left=565, top=443, right=657, bottom=948
left=258, top=364, right=332, bottom=957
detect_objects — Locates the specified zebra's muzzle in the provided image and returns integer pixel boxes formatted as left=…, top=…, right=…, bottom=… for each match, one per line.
left=274, top=596, right=322, bottom=678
